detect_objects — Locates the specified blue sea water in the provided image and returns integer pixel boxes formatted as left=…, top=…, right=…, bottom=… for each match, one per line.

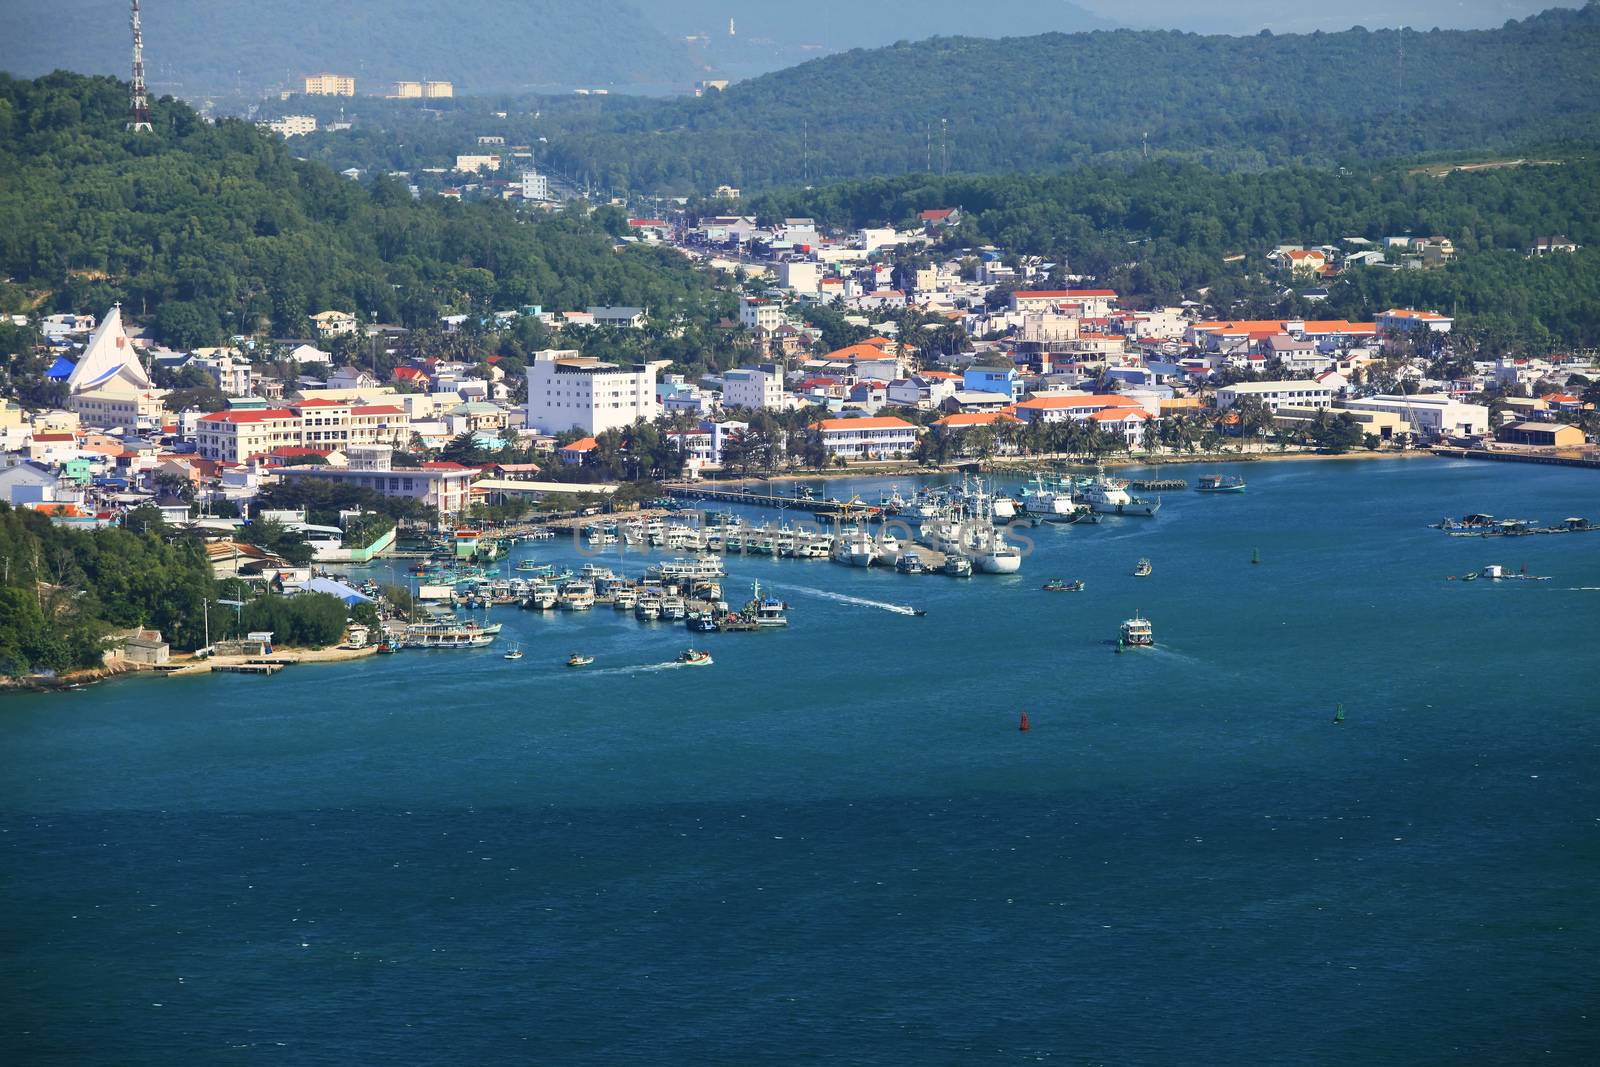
left=2, top=458, right=1598, bottom=1064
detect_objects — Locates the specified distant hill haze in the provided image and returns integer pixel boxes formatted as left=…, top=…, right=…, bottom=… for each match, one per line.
left=0, top=0, right=706, bottom=97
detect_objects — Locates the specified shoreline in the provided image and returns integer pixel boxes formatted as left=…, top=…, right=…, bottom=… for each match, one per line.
left=3, top=643, right=380, bottom=695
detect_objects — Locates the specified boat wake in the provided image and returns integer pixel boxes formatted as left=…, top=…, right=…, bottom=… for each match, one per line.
left=569, top=662, right=684, bottom=678
left=785, top=585, right=921, bottom=616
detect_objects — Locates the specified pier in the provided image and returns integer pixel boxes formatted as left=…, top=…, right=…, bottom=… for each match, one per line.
left=1131, top=478, right=1188, bottom=491
left=662, top=482, right=884, bottom=521
left=1431, top=447, right=1600, bottom=470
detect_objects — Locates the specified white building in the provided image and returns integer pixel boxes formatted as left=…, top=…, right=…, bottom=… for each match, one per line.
left=722, top=365, right=785, bottom=411
left=739, top=297, right=785, bottom=331
left=587, top=307, right=646, bottom=329
left=520, top=170, right=550, bottom=201
left=524, top=350, right=662, bottom=435
left=1377, top=308, right=1454, bottom=334
left=261, top=115, right=317, bottom=137
left=811, top=416, right=920, bottom=460
left=1216, top=380, right=1334, bottom=413
left=1339, top=395, right=1487, bottom=441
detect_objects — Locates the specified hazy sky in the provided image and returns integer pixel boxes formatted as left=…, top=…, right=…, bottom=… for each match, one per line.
left=1073, top=0, right=1556, bottom=32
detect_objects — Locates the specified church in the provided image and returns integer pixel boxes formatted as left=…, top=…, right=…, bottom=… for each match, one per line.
left=62, top=305, right=168, bottom=432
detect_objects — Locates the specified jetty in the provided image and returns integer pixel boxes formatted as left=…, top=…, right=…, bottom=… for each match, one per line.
left=662, top=482, right=884, bottom=521
left=1431, top=447, right=1600, bottom=470
left=1131, top=478, right=1187, bottom=491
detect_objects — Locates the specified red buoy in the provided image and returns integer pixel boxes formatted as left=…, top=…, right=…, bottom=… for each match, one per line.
left=1019, top=712, right=1030, bottom=732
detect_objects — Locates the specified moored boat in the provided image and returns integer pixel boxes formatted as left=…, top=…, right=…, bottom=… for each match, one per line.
left=1196, top=474, right=1247, bottom=493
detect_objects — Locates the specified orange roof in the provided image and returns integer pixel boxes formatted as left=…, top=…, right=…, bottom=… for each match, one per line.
left=1014, top=393, right=1129, bottom=410
left=562, top=437, right=598, bottom=451
left=812, top=416, right=918, bottom=432
left=1541, top=392, right=1579, bottom=403
left=1286, top=250, right=1324, bottom=260
left=352, top=405, right=407, bottom=416
left=199, top=408, right=296, bottom=424
left=918, top=370, right=961, bottom=380
left=30, top=503, right=84, bottom=517
left=933, top=412, right=1023, bottom=428
left=1013, top=289, right=1118, bottom=299
left=1091, top=408, right=1150, bottom=422
left=825, top=343, right=899, bottom=362
left=862, top=337, right=895, bottom=347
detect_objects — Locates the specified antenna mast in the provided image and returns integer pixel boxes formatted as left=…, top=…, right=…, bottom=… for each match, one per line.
left=128, top=0, right=152, bottom=132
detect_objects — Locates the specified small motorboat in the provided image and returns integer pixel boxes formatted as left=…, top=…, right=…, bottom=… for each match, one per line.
left=1133, top=559, right=1153, bottom=577
left=676, top=648, right=713, bottom=666
left=503, top=645, right=524, bottom=661
left=566, top=653, right=594, bottom=667
left=911, top=608, right=927, bottom=617
left=1042, top=578, right=1084, bottom=592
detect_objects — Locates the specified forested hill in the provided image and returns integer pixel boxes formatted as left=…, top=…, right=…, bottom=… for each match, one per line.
left=0, top=72, right=722, bottom=348
left=525, top=3, right=1600, bottom=193
left=0, top=0, right=703, bottom=98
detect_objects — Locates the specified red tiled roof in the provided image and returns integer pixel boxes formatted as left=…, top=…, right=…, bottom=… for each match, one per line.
left=199, top=408, right=296, bottom=424
left=812, top=416, right=918, bottom=432
left=561, top=437, right=598, bottom=452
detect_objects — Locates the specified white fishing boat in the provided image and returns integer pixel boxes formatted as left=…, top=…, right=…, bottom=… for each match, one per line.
left=1020, top=475, right=1085, bottom=523
left=1081, top=468, right=1161, bottom=517
left=832, top=525, right=880, bottom=567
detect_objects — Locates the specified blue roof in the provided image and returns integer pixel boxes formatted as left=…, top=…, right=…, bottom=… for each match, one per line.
left=299, top=577, right=373, bottom=606
left=47, top=356, right=76, bottom=380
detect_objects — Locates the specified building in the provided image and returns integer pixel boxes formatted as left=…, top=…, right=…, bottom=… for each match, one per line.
left=1378, top=309, right=1454, bottom=334
left=1339, top=395, right=1488, bottom=441
left=524, top=350, right=662, bottom=435
left=120, top=629, right=170, bottom=665
left=1216, top=380, right=1334, bottom=413
left=454, top=154, right=502, bottom=174
left=739, top=297, right=785, bottom=332
left=393, top=81, right=423, bottom=98
left=279, top=461, right=476, bottom=518
left=1010, top=290, right=1119, bottom=317
left=309, top=310, right=358, bottom=338
left=587, top=307, right=647, bottom=329
left=811, top=416, right=919, bottom=460
left=262, top=115, right=317, bottom=137
left=303, top=73, right=355, bottom=96
left=63, top=305, right=168, bottom=431
left=520, top=170, right=550, bottom=201
left=1497, top=422, right=1585, bottom=447
left=424, top=81, right=453, bottom=99
left=722, top=365, right=785, bottom=412
left=195, top=399, right=410, bottom=463
left=1529, top=236, right=1579, bottom=255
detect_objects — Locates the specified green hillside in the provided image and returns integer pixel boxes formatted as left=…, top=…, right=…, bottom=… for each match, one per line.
left=0, top=72, right=723, bottom=348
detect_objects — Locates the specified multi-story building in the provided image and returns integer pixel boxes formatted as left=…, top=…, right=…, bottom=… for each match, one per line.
left=393, top=81, right=423, bottom=98
left=721, top=365, right=785, bottom=411
left=261, top=115, right=317, bottom=137
left=454, top=154, right=501, bottom=174
left=303, top=73, right=355, bottom=96
left=424, top=81, right=453, bottom=98
left=1216, top=380, right=1334, bottom=413
left=739, top=297, right=786, bottom=331
left=195, top=399, right=410, bottom=463
left=279, top=460, right=476, bottom=518
left=310, top=310, right=358, bottom=338
left=520, top=170, right=550, bottom=201
left=1338, top=395, right=1487, bottom=441
left=587, top=306, right=647, bottom=329
left=811, top=416, right=920, bottom=460
left=524, top=350, right=662, bottom=435
left=1377, top=308, right=1454, bottom=334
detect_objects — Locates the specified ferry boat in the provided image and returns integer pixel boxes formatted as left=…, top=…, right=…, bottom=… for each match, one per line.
left=1080, top=469, right=1161, bottom=517
left=1118, top=612, right=1154, bottom=649
left=647, top=556, right=726, bottom=581
left=558, top=581, right=596, bottom=611
left=612, top=587, right=638, bottom=610
left=676, top=648, right=714, bottom=667
left=1196, top=474, right=1247, bottom=493
left=1133, top=558, right=1153, bottom=577
left=404, top=619, right=498, bottom=649
left=745, top=580, right=789, bottom=627
left=522, top=583, right=559, bottom=611
left=635, top=597, right=663, bottom=621
left=662, top=597, right=688, bottom=622
left=567, top=653, right=594, bottom=667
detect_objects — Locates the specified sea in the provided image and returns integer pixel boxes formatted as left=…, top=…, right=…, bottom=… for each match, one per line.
left=2, top=457, right=1597, bottom=1065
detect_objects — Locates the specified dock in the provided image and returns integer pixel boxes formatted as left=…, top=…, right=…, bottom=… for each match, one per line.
left=1431, top=447, right=1600, bottom=470
left=1131, top=478, right=1188, bottom=491
left=662, top=482, right=884, bottom=521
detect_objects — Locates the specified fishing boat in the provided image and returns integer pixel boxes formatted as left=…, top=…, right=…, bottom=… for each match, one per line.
left=1133, top=558, right=1153, bottom=577
left=566, top=653, right=594, bottom=667
left=1195, top=474, right=1247, bottom=493
left=895, top=552, right=927, bottom=575
left=1080, top=469, right=1161, bottom=517
left=1019, top=475, right=1085, bottom=523
left=515, top=559, right=543, bottom=572
left=676, top=648, right=714, bottom=666
left=1118, top=612, right=1154, bottom=649
left=943, top=555, right=973, bottom=578
left=376, top=639, right=399, bottom=654
left=503, top=644, right=523, bottom=661
left=745, top=580, right=789, bottom=628
left=833, top=525, right=880, bottom=568
left=1042, top=578, right=1084, bottom=592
